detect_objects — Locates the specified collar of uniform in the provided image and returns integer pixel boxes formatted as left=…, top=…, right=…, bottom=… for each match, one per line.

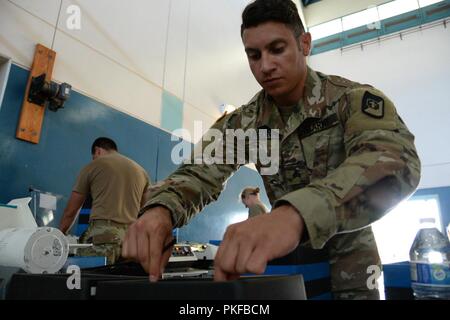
left=280, top=67, right=328, bottom=142
left=254, top=67, right=327, bottom=136
left=302, top=66, right=327, bottom=120
left=255, top=92, right=285, bottom=132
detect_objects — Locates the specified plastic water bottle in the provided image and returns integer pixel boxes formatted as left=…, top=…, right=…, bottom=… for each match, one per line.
left=409, top=218, right=450, bottom=299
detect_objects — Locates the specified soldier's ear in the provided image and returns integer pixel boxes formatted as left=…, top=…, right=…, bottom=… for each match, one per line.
left=299, top=32, right=312, bottom=56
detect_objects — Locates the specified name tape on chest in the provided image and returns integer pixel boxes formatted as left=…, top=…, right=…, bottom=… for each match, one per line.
left=298, top=114, right=339, bottom=139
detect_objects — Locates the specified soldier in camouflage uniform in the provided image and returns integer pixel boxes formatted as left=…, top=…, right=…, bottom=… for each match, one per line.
left=240, top=187, right=269, bottom=219
left=122, top=0, right=420, bottom=299
left=77, top=220, right=127, bottom=265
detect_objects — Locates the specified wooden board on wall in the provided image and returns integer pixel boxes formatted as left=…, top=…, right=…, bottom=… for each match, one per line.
left=16, top=44, right=56, bottom=144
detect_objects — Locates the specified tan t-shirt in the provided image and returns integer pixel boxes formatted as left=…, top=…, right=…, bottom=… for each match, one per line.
left=73, top=152, right=150, bottom=224
left=248, top=201, right=269, bottom=219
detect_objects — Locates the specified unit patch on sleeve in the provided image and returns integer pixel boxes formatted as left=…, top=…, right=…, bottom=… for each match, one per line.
left=362, top=91, right=384, bottom=119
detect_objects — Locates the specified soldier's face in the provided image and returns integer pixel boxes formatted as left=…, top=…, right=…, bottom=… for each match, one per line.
left=242, top=22, right=311, bottom=105
left=242, top=194, right=256, bottom=208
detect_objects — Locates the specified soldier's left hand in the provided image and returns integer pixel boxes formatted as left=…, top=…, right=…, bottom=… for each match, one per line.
left=214, top=204, right=305, bottom=281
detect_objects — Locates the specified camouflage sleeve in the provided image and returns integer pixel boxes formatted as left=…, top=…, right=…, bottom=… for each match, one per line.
left=275, top=87, right=421, bottom=249
left=139, top=112, right=242, bottom=227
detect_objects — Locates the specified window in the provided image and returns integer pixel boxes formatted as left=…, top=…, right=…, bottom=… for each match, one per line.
left=419, top=0, right=444, bottom=8
left=372, top=195, right=443, bottom=264
left=309, top=0, right=445, bottom=41
left=309, top=19, right=343, bottom=40
left=378, top=0, right=419, bottom=20
left=342, top=6, right=380, bottom=31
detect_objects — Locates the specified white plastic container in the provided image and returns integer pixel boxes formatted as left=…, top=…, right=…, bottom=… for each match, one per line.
left=0, top=227, right=69, bottom=274
left=0, top=197, right=37, bottom=231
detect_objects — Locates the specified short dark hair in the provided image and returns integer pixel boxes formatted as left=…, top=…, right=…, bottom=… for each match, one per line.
left=241, top=0, right=305, bottom=38
left=91, top=137, right=118, bottom=155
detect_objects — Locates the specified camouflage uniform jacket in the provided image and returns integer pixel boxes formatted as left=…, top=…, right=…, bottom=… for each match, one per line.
left=140, top=67, right=421, bottom=294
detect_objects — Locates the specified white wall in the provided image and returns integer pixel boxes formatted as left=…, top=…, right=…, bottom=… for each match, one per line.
left=0, top=0, right=260, bottom=142
left=309, top=23, right=450, bottom=189
left=184, top=0, right=259, bottom=122
left=293, top=0, right=308, bottom=30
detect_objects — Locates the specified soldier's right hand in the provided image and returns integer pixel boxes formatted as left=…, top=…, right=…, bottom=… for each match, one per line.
left=122, top=206, right=174, bottom=282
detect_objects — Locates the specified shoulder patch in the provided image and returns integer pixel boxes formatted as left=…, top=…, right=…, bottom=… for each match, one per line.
left=362, top=91, right=384, bottom=119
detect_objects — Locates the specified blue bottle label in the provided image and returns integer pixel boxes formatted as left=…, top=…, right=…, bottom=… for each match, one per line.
left=411, top=262, right=450, bottom=286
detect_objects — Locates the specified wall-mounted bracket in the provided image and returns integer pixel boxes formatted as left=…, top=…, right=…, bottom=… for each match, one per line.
left=16, top=44, right=56, bottom=144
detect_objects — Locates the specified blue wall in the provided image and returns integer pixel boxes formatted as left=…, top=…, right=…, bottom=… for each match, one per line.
left=134, top=118, right=270, bottom=242
left=0, top=64, right=269, bottom=242
left=177, top=166, right=270, bottom=242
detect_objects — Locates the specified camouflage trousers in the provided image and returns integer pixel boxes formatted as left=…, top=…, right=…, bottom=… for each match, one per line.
left=327, top=227, right=382, bottom=300
left=77, top=219, right=128, bottom=265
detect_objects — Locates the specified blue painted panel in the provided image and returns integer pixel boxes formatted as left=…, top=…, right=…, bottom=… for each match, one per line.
left=64, top=256, right=107, bottom=270
left=382, top=11, right=421, bottom=36
left=156, top=125, right=272, bottom=242
left=422, top=0, right=450, bottom=23
left=383, top=261, right=411, bottom=288
left=155, top=129, right=183, bottom=181
left=0, top=65, right=158, bottom=228
left=155, top=125, right=272, bottom=242
left=342, top=25, right=380, bottom=47
left=0, top=204, right=17, bottom=209
left=311, top=34, right=343, bottom=55
left=76, top=223, right=88, bottom=236
left=161, top=90, right=183, bottom=132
